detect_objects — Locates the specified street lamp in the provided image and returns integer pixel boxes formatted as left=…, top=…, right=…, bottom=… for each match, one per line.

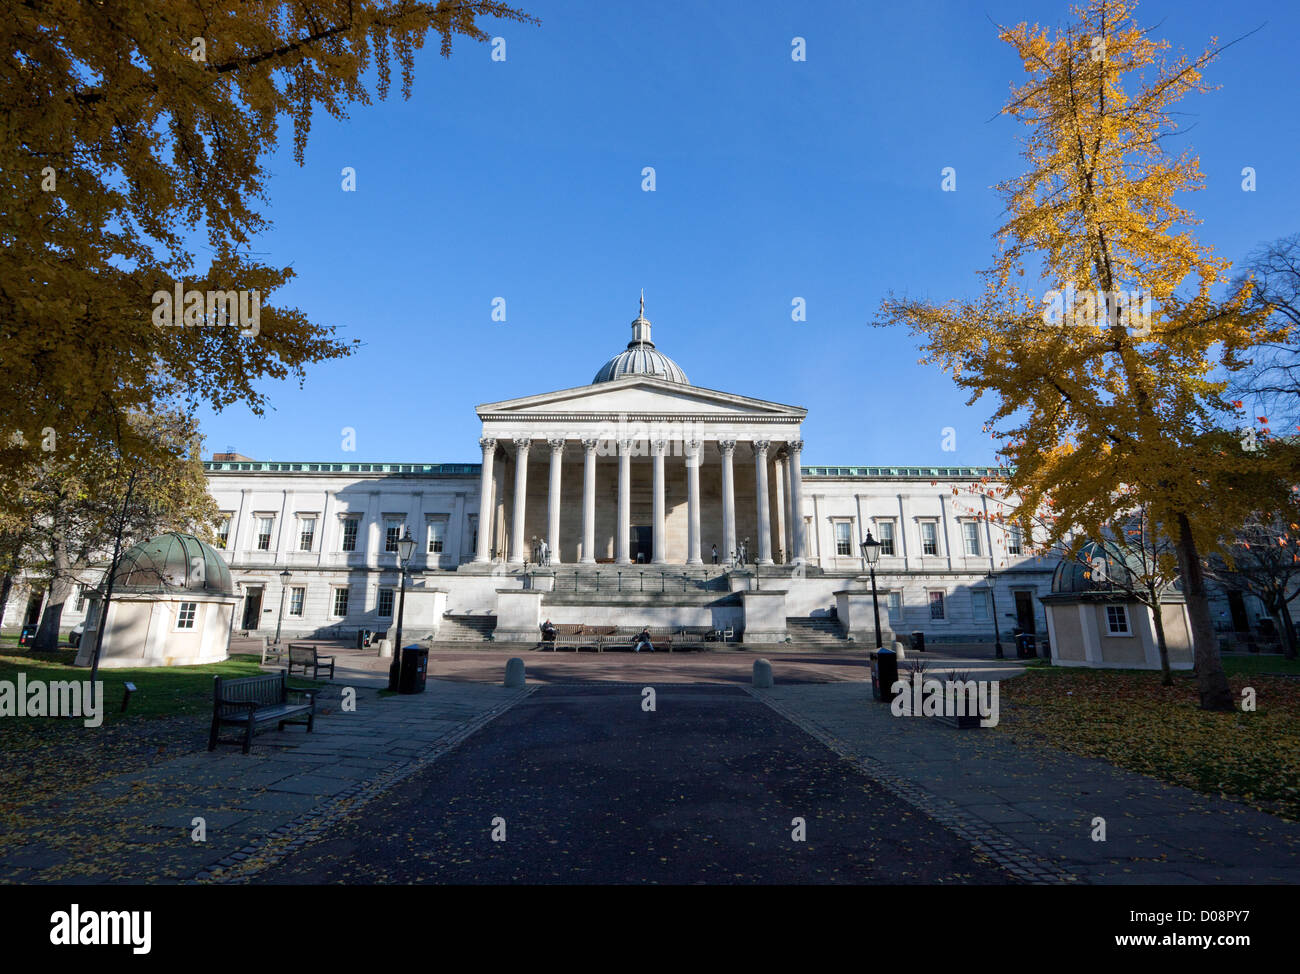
left=859, top=531, right=883, bottom=649
left=274, top=569, right=291, bottom=644
left=388, top=530, right=417, bottom=691
left=987, top=571, right=1005, bottom=659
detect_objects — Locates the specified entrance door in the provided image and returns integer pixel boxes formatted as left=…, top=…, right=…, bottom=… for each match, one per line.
left=242, top=587, right=263, bottom=630
left=23, top=592, right=43, bottom=627
left=630, top=526, right=652, bottom=564
left=1227, top=591, right=1250, bottom=632
left=1014, top=591, right=1036, bottom=634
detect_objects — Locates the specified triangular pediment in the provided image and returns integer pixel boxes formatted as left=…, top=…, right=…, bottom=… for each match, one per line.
left=477, top=376, right=806, bottom=419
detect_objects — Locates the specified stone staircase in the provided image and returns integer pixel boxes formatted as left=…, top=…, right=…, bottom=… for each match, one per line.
left=785, top=616, right=850, bottom=647
left=434, top=615, right=496, bottom=642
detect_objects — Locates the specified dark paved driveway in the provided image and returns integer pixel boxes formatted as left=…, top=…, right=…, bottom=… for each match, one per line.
left=258, top=684, right=1011, bottom=884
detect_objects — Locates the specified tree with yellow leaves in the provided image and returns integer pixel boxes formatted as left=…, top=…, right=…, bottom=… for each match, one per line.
left=0, top=1, right=536, bottom=499
left=878, top=0, right=1296, bottom=710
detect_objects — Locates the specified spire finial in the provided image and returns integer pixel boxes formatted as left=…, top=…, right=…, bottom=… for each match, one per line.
left=639, top=288, right=644, bottom=318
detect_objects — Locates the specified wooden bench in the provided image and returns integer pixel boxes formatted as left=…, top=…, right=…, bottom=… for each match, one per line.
left=287, top=643, right=335, bottom=679
left=615, top=627, right=674, bottom=652
left=672, top=626, right=714, bottom=651
left=540, top=624, right=609, bottom=652
left=208, top=672, right=316, bottom=754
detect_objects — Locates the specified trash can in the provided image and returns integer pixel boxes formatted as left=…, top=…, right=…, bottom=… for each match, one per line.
left=19, top=624, right=37, bottom=647
left=1016, top=633, right=1036, bottom=659
left=910, top=631, right=925, bottom=653
left=398, top=645, right=428, bottom=694
left=870, top=647, right=899, bottom=703
left=356, top=628, right=370, bottom=649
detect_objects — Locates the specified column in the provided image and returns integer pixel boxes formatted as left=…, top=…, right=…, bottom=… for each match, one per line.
left=651, top=439, right=667, bottom=564
left=686, top=439, right=702, bottom=565
left=616, top=438, right=632, bottom=564
left=581, top=439, right=597, bottom=564
left=774, top=456, right=787, bottom=564
left=788, top=439, right=806, bottom=563
left=754, top=440, right=773, bottom=565
left=720, top=440, right=737, bottom=564
left=474, top=437, right=496, bottom=562
left=547, top=438, right=564, bottom=565
left=510, top=437, right=531, bottom=563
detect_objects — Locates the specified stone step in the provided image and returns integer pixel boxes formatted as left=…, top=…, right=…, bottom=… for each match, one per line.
left=437, top=615, right=496, bottom=641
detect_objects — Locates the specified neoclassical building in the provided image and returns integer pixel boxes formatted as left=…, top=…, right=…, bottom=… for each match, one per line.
left=15, top=301, right=1261, bottom=657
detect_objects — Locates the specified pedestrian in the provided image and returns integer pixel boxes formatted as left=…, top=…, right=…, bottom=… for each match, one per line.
left=711, top=544, right=718, bottom=564
left=632, top=626, right=655, bottom=653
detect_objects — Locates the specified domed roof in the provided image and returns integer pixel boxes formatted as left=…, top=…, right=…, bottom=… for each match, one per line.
left=111, top=531, right=235, bottom=597
left=593, top=297, right=689, bottom=385
left=1051, top=539, right=1142, bottom=595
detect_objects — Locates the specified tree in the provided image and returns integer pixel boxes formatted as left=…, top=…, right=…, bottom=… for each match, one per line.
left=0, top=1, right=536, bottom=492
left=877, top=0, right=1293, bottom=710
left=1231, top=233, right=1300, bottom=428
left=1207, top=517, right=1300, bottom=660
left=19, top=411, right=220, bottom=654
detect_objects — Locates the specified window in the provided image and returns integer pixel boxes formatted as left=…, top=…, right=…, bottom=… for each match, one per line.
left=332, top=588, right=350, bottom=617
left=385, top=518, right=405, bottom=553
left=928, top=591, right=946, bottom=620
left=962, top=521, right=981, bottom=556
left=972, top=590, right=991, bottom=622
left=887, top=591, right=902, bottom=613
left=1106, top=604, right=1130, bottom=634
left=834, top=521, right=853, bottom=556
left=298, top=515, right=317, bottom=552
left=176, top=601, right=197, bottom=629
left=256, top=516, right=274, bottom=551
left=216, top=515, right=232, bottom=549
left=377, top=588, right=394, bottom=617
left=877, top=520, right=895, bottom=556
left=920, top=521, right=939, bottom=556
left=427, top=518, right=446, bottom=554
left=289, top=587, right=305, bottom=617
left=1007, top=524, right=1023, bottom=555
left=75, top=586, right=87, bottom=612
left=340, top=518, right=359, bottom=552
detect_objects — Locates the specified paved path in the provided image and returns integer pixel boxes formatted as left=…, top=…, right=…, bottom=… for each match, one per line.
left=254, top=684, right=1012, bottom=884
left=755, top=682, right=1300, bottom=884
left=0, top=680, right=530, bottom=884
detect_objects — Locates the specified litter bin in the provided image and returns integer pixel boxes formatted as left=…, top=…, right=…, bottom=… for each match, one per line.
left=356, top=628, right=371, bottom=649
left=1016, top=633, right=1036, bottom=659
left=398, top=645, right=428, bottom=694
left=910, top=631, right=925, bottom=653
left=19, top=624, right=37, bottom=647
left=870, top=647, right=899, bottom=703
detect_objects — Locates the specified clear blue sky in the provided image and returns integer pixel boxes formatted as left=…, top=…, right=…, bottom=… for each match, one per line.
left=201, top=0, right=1300, bottom=467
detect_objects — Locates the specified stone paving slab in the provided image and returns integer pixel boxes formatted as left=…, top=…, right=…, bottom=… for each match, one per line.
left=752, top=681, right=1300, bottom=884
left=0, top=679, right=532, bottom=884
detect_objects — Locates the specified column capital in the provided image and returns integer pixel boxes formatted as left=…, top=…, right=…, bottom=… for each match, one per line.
left=479, top=436, right=497, bottom=452
left=753, top=439, right=771, bottom=456
left=548, top=438, right=566, bottom=453
left=512, top=436, right=532, bottom=453
left=581, top=438, right=599, bottom=452
left=617, top=438, right=635, bottom=454
left=652, top=439, right=668, bottom=456
left=788, top=438, right=804, bottom=454
left=719, top=439, right=737, bottom=455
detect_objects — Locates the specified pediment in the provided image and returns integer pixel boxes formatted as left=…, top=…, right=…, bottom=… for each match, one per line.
left=477, top=376, right=805, bottom=420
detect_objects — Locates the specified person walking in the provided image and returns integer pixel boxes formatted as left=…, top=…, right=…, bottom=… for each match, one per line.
left=711, top=544, right=718, bottom=564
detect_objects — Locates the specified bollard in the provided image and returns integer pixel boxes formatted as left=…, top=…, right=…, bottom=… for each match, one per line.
left=377, top=638, right=392, bottom=659
left=752, top=658, right=773, bottom=689
left=504, top=657, right=526, bottom=688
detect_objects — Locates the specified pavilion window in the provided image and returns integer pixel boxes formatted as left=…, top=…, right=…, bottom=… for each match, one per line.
left=385, top=518, right=404, bottom=553
left=176, top=602, right=197, bottom=629
left=289, top=587, right=305, bottom=617
left=298, top=515, right=316, bottom=552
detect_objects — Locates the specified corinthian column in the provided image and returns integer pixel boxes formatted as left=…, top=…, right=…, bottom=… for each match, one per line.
left=651, top=439, right=667, bottom=564
left=547, top=438, right=564, bottom=565
left=474, top=437, right=496, bottom=562
left=616, top=438, right=632, bottom=564
left=510, top=437, right=531, bottom=563
left=581, top=438, right=597, bottom=564
left=686, top=439, right=702, bottom=565
left=754, top=439, right=773, bottom=565
left=788, top=438, right=806, bottom=563
left=720, top=440, right=737, bottom=564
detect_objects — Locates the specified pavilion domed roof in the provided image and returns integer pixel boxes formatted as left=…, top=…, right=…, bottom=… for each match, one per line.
left=110, top=531, right=235, bottom=597
left=592, top=297, right=689, bottom=385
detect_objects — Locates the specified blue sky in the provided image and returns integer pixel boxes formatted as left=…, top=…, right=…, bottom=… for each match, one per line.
left=202, top=0, right=1300, bottom=466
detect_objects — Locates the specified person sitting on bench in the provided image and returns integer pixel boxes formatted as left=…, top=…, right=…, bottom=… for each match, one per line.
left=541, top=619, right=557, bottom=642
left=632, top=627, right=655, bottom=653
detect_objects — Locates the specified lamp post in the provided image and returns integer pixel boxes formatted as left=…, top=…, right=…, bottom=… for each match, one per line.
left=860, top=531, right=883, bottom=649
left=388, top=530, right=417, bottom=691
left=274, top=569, right=291, bottom=644
left=987, top=571, right=1005, bottom=659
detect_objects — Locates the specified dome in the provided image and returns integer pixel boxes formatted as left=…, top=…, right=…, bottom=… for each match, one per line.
left=1050, top=539, right=1141, bottom=596
left=111, top=531, right=235, bottom=597
left=593, top=299, right=689, bottom=385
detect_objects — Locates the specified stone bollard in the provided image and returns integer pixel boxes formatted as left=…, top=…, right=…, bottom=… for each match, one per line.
left=377, top=638, right=393, bottom=659
left=752, top=658, right=773, bottom=689
left=504, top=657, right=526, bottom=688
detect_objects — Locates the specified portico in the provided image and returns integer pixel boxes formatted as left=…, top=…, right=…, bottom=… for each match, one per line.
left=471, top=307, right=807, bottom=567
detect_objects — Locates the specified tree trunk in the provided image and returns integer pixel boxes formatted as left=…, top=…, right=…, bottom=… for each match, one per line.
left=0, top=572, right=11, bottom=631
left=1149, top=588, right=1173, bottom=686
left=34, top=539, right=73, bottom=653
left=1173, top=512, right=1233, bottom=710
left=1280, top=598, right=1299, bottom=660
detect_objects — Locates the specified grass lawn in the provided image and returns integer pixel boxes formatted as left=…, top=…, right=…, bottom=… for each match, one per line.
left=998, top=660, right=1300, bottom=821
